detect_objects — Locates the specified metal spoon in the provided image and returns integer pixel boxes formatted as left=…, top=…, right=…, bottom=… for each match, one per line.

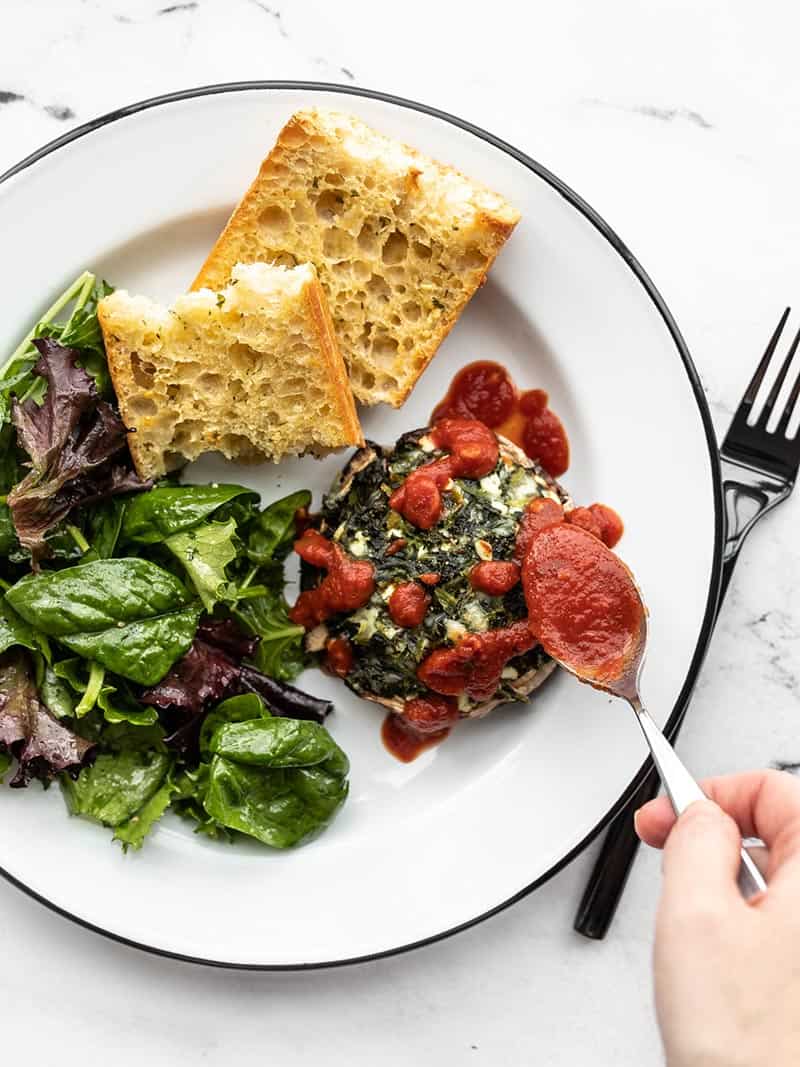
left=541, top=561, right=767, bottom=901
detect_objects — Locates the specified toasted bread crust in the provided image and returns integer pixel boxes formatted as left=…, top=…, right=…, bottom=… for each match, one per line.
left=99, top=262, right=363, bottom=480
left=303, top=274, right=362, bottom=447
left=193, top=108, right=520, bottom=407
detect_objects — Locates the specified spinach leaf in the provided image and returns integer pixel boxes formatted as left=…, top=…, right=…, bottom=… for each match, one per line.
left=121, top=485, right=256, bottom=545
left=209, top=717, right=344, bottom=771
left=199, top=692, right=266, bottom=756
left=96, top=682, right=158, bottom=726
left=54, top=656, right=157, bottom=725
left=62, top=748, right=171, bottom=827
left=84, top=497, right=127, bottom=559
left=112, top=778, right=175, bottom=851
left=170, top=762, right=230, bottom=841
left=0, top=594, right=48, bottom=658
left=203, top=717, right=349, bottom=847
left=96, top=718, right=166, bottom=754
left=203, top=751, right=348, bottom=848
left=233, top=584, right=306, bottom=682
left=37, top=661, right=75, bottom=719
left=6, top=558, right=200, bottom=685
left=244, top=490, right=311, bottom=565
left=165, top=518, right=238, bottom=611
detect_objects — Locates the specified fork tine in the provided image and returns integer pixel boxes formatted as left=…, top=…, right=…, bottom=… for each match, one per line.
left=776, top=325, right=800, bottom=435
left=758, top=318, right=800, bottom=427
left=742, top=307, right=791, bottom=407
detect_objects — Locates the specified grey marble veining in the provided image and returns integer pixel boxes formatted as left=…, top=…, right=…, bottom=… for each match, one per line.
left=0, top=1, right=799, bottom=1065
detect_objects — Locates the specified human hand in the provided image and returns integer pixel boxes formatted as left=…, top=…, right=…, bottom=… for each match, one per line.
left=635, top=770, right=800, bottom=1067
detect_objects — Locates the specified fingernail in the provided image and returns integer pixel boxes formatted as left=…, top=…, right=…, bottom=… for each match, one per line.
left=633, top=807, right=642, bottom=835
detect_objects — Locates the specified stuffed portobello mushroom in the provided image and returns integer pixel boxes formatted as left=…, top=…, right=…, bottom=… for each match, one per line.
left=293, top=423, right=573, bottom=733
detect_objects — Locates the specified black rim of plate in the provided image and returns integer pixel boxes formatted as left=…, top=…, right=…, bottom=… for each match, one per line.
left=0, top=80, right=724, bottom=971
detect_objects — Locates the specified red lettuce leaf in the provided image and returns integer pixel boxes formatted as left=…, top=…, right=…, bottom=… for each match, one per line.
left=8, top=339, right=150, bottom=561
left=141, top=617, right=331, bottom=750
left=0, top=651, right=95, bottom=787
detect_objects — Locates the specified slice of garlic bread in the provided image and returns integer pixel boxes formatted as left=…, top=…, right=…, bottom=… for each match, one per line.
left=98, top=261, right=363, bottom=480
left=192, top=109, right=521, bottom=408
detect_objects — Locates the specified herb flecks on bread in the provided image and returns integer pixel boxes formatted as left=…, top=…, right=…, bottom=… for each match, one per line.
left=98, top=261, right=363, bottom=480
left=192, top=109, right=521, bottom=408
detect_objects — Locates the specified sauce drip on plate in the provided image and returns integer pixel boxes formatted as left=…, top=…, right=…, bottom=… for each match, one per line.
left=432, top=361, right=570, bottom=477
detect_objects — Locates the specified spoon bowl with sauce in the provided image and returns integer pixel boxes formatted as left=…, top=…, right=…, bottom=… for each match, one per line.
left=522, top=521, right=767, bottom=901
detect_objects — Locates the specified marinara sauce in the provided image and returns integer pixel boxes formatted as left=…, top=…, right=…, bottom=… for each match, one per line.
left=432, top=361, right=570, bottom=477
left=522, top=523, right=643, bottom=684
left=416, top=619, right=537, bottom=702
left=388, top=582, right=430, bottom=628
left=389, top=418, right=499, bottom=529
left=382, top=694, right=460, bottom=762
left=290, top=530, right=375, bottom=628
left=324, top=636, right=354, bottom=678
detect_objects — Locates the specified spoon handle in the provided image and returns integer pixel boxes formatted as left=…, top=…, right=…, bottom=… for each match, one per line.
left=630, top=698, right=767, bottom=900
left=629, top=697, right=705, bottom=813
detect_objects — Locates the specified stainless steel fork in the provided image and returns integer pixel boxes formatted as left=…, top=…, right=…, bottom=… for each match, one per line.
left=575, top=309, right=800, bottom=939
left=719, top=307, right=800, bottom=598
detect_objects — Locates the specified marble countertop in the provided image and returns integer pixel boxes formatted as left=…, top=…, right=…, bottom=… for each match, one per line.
left=1, top=2, right=799, bottom=1064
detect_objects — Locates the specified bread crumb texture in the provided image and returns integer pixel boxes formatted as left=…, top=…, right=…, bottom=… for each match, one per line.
left=193, top=109, right=521, bottom=407
left=98, top=261, right=363, bottom=480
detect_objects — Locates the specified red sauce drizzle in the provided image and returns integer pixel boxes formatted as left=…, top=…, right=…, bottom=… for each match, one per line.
left=293, top=505, right=316, bottom=537
left=382, top=694, right=460, bottom=762
left=514, top=497, right=565, bottom=564
left=567, top=504, right=624, bottom=549
left=324, top=636, right=354, bottom=678
left=470, top=560, right=520, bottom=596
left=389, top=418, right=499, bottom=529
left=522, top=524, right=642, bottom=684
left=289, top=530, right=375, bottom=628
left=382, top=713, right=450, bottom=762
left=417, top=619, right=537, bottom=702
left=388, top=582, right=430, bottom=628
left=432, top=361, right=570, bottom=477
left=418, top=572, right=441, bottom=586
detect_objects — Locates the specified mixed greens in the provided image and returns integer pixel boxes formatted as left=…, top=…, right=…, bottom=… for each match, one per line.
left=0, top=273, right=347, bottom=850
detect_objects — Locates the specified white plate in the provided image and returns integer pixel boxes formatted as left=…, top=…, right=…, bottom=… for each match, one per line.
left=0, top=83, right=722, bottom=968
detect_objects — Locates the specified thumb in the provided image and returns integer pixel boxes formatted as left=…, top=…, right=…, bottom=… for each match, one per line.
left=660, top=799, right=744, bottom=918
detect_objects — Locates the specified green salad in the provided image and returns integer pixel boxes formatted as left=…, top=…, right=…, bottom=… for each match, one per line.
left=0, top=272, right=348, bottom=850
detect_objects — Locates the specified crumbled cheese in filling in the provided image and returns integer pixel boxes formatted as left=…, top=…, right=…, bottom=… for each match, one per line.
left=479, top=473, right=502, bottom=497
left=461, top=600, right=489, bottom=632
left=351, top=605, right=380, bottom=644
left=445, top=619, right=467, bottom=643
left=348, top=529, right=369, bottom=557
left=507, top=472, right=540, bottom=510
